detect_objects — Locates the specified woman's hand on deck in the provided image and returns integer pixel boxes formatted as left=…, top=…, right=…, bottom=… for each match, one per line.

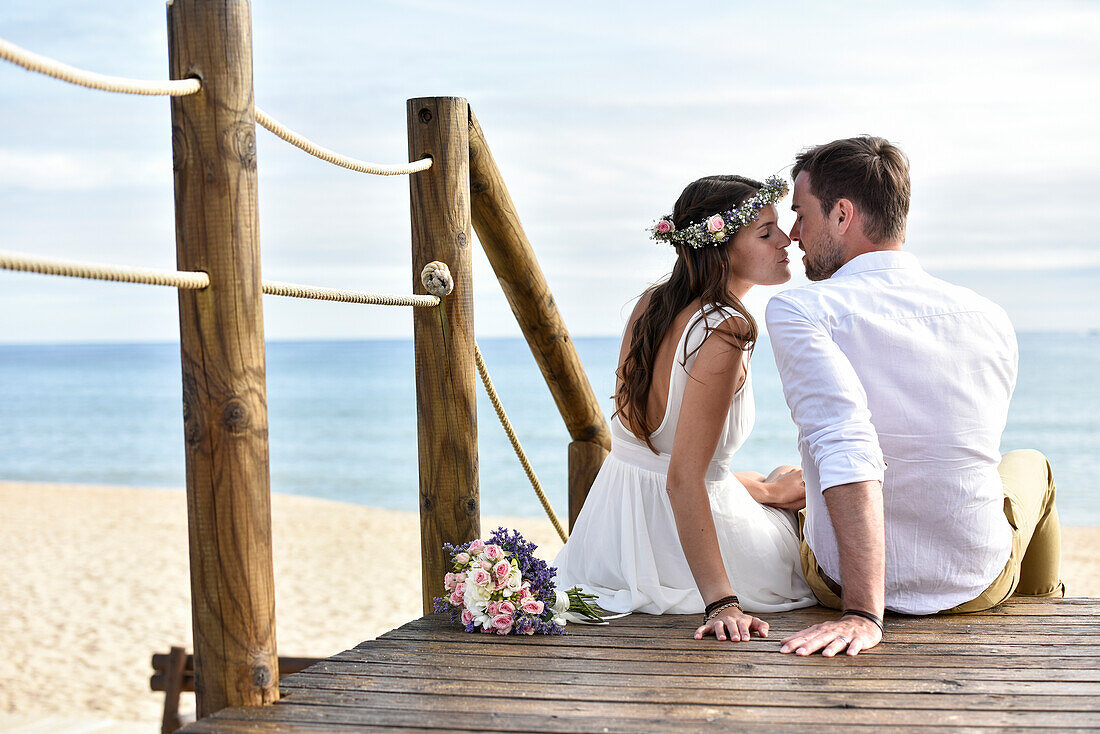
left=694, top=609, right=769, bottom=642
left=779, top=616, right=881, bottom=657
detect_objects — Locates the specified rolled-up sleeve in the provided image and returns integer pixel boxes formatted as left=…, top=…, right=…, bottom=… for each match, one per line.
left=765, top=294, right=885, bottom=492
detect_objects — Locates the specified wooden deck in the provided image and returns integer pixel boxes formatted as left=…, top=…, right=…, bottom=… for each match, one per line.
left=184, top=598, right=1100, bottom=732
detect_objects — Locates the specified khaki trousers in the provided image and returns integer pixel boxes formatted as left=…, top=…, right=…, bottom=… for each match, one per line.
left=800, top=449, right=1064, bottom=614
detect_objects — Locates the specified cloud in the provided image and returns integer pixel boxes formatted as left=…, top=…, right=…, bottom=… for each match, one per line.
left=0, top=148, right=167, bottom=191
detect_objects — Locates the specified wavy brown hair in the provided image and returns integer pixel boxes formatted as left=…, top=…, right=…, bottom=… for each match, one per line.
left=615, top=175, right=762, bottom=453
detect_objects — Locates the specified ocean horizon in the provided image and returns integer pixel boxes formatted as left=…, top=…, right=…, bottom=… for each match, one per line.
left=1, top=331, right=1096, bottom=525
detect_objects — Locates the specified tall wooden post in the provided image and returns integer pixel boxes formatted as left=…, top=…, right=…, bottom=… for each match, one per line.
left=167, top=0, right=277, bottom=717
left=408, top=97, right=479, bottom=613
left=467, top=110, right=610, bottom=528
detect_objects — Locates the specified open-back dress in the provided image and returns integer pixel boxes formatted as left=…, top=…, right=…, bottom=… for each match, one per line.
left=553, top=305, right=815, bottom=614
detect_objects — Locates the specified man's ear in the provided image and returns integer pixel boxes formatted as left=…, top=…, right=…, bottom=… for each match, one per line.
left=833, top=198, right=856, bottom=236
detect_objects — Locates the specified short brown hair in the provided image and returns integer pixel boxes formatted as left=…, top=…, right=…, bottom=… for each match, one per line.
left=792, top=136, right=910, bottom=244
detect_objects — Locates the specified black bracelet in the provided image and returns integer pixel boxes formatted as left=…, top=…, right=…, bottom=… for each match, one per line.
left=842, top=608, right=884, bottom=633
left=705, top=595, right=740, bottom=617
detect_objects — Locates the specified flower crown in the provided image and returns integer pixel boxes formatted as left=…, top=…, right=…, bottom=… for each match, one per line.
left=649, top=175, right=789, bottom=249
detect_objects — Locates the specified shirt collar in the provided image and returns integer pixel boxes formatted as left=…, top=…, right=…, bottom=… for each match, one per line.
left=831, top=250, right=921, bottom=279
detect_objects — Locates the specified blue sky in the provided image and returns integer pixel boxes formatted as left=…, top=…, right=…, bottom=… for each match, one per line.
left=1, top=1, right=1098, bottom=342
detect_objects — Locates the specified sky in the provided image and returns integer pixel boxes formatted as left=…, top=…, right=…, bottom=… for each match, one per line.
left=1, top=0, right=1098, bottom=343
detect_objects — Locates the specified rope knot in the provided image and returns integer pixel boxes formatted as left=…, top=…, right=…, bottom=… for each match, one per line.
left=420, top=261, right=454, bottom=297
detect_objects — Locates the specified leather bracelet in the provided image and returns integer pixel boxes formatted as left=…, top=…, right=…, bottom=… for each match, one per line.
left=704, top=595, right=740, bottom=617
left=704, top=600, right=743, bottom=623
left=842, top=608, right=884, bottom=632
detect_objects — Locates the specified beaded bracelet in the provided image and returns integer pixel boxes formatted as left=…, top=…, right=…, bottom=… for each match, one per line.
left=842, top=608, right=884, bottom=633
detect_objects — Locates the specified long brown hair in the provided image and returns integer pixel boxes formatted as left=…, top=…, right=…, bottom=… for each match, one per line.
left=615, top=175, right=762, bottom=453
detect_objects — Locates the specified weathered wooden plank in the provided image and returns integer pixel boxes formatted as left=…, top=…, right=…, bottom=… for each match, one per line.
left=187, top=709, right=1076, bottom=734
left=278, top=675, right=1098, bottom=712
left=281, top=665, right=1100, bottom=696
left=367, top=631, right=1100, bottom=657
left=197, top=695, right=1100, bottom=728
left=318, top=646, right=1100, bottom=677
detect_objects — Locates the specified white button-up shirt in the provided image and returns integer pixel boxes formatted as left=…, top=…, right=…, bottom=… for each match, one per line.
left=765, top=251, right=1016, bottom=614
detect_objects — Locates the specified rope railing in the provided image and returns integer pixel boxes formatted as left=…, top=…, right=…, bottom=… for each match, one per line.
left=0, top=37, right=200, bottom=96
left=254, top=108, right=432, bottom=176
left=262, top=279, right=438, bottom=308
left=474, top=344, right=569, bottom=543
left=0, top=249, right=440, bottom=307
left=0, top=37, right=432, bottom=175
left=0, top=249, right=211, bottom=289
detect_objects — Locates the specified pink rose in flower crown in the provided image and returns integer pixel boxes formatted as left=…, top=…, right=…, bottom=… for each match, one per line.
left=485, top=544, right=504, bottom=562
left=480, top=560, right=492, bottom=571
left=471, top=568, right=491, bottom=587
left=444, top=573, right=457, bottom=591
left=491, top=614, right=514, bottom=634
left=454, top=552, right=470, bottom=565
left=449, top=589, right=463, bottom=606
left=467, top=539, right=485, bottom=554
left=520, top=598, right=544, bottom=615
left=655, top=219, right=674, bottom=235
left=455, top=572, right=466, bottom=584
left=499, top=600, right=515, bottom=615
left=460, top=609, right=474, bottom=626
left=487, top=601, right=500, bottom=616
left=706, top=215, right=725, bottom=234
left=493, top=560, right=510, bottom=579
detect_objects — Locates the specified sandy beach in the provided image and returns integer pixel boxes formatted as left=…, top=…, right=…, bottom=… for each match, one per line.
left=1, top=480, right=1097, bottom=730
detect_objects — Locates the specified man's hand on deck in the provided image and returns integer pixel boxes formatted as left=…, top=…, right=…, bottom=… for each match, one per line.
left=779, top=615, right=882, bottom=657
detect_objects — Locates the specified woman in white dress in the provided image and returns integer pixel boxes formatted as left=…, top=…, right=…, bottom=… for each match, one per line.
left=554, top=174, right=815, bottom=642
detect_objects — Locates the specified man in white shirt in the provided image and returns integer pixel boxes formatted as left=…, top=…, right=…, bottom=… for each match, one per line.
left=765, top=136, right=1063, bottom=657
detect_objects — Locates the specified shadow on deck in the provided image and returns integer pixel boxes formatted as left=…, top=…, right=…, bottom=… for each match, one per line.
left=184, top=597, right=1100, bottom=732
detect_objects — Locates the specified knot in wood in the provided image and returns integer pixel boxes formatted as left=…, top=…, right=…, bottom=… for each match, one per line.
left=420, top=261, right=454, bottom=297
left=221, top=399, right=250, bottom=433
left=232, top=124, right=257, bottom=168
left=456, top=232, right=469, bottom=250
left=251, top=663, right=273, bottom=688
left=418, top=108, right=433, bottom=124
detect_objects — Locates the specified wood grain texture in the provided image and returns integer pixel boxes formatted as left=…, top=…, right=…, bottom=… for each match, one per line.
left=468, top=110, right=611, bottom=523
left=407, top=97, right=479, bottom=614
left=568, top=439, right=609, bottom=528
left=183, top=599, right=1100, bottom=732
left=167, top=0, right=277, bottom=718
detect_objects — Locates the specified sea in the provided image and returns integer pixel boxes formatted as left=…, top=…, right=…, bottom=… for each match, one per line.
left=1, top=333, right=1097, bottom=525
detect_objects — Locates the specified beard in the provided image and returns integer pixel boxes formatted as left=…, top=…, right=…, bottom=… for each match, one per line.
left=804, top=231, right=846, bottom=281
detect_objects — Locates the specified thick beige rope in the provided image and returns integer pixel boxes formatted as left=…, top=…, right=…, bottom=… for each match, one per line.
left=0, top=37, right=200, bottom=96
left=262, top=279, right=439, bottom=307
left=1, top=250, right=441, bottom=307
left=254, top=108, right=432, bottom=176
left=474, top=344, right=568, bottom=543
left=0, top=249, right=210, bottom=289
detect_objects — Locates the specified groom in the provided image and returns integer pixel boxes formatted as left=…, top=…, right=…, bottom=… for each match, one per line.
left=765, top=136, right=1063, bottom=657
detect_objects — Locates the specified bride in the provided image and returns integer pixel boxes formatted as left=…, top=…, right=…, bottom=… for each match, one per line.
left=553, top=174, right=816, bottom=642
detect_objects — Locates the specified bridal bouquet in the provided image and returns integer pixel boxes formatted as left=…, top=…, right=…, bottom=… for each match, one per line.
left=434, top=527, right=605, bottom=635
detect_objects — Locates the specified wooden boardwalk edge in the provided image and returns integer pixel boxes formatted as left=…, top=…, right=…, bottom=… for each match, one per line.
left=183, top=598, right=1100, bottom=732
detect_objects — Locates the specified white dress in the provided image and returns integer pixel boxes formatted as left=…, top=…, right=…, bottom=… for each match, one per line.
left=553, top=305, right=815, bottom=614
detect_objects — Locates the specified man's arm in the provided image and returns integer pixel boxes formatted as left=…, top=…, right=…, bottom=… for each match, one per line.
left=765, top=294, right=886, bottom=656
left=778, top=480, right=884, bottom=656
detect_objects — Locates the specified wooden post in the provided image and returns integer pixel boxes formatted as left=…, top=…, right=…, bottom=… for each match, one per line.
left=408, top=97, right=479, bottom=613
left=167, top=0, right=277, bottom=717
left=467, top=110, right=610, bottom=527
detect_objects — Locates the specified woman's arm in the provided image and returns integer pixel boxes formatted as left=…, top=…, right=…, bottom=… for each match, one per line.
left=666, top=319, right=767, bottom=642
